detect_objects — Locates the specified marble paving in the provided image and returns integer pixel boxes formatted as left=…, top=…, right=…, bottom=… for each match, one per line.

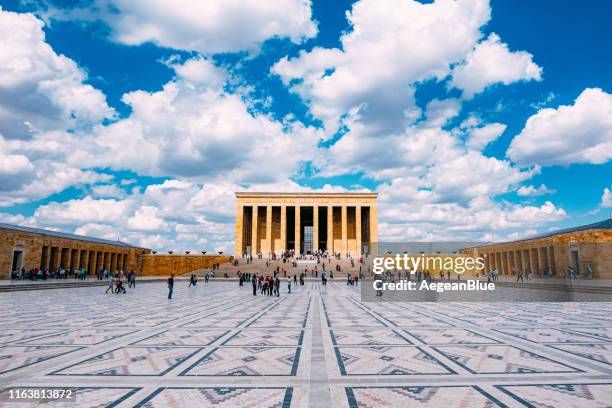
left=0, top=281, right=611, bottom=407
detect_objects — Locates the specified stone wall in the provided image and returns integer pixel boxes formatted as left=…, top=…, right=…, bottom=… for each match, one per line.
left=0, top=227, right=150, bottom=279
left=140, top=254, right=233, bottom=276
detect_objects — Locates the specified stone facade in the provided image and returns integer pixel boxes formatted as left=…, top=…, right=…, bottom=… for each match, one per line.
left=461, top=220, right=612, bottom=278
left=235, top=192, right=378, bottom=257
left=140, top=254, right=232, bottom=276
left=0, top=224, right=150, bottom=279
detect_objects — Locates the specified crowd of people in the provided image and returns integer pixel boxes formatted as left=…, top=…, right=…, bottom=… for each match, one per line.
left=105, top=270, right=137, bottom=294
left=11, top=265, right=141, bottom=284
left=11, top=266, right=90, bottom=280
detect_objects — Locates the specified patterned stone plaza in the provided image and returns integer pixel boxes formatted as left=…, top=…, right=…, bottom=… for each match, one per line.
left=0, top=282, right=611, bottom=407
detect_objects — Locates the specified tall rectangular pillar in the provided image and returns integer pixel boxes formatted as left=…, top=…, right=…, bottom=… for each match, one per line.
left=73, top=249, right=80, bottom=271
left=548, top=246, right=555, bottom=274
left=265, top=205, right=272, bottom=255
left=341, top=206, right=347, bottom=256
left=503, top=252, right=508, bottom=274
left=327, top=205, right=333, bottom=254
left=89, top=251, right=96, bottom=274
left=52, top=247, right=60, bottom=271
left=43, top=246, right=50, bottom=270
left=356, top=206, right=362, bottom=257
left=65, top=249, right=72, bottom=271
left=295, top=205, right=301, bottom=255
left=370, top=205, right=378, bottom=252
left=313, top=205, right=319, bottom=252
left=280, top=205, right=287, bottom=253
left=235, top=204, right=243, bottom=256
left=252, top=206, right=258, bottom=256
left=81, top=250, right=89, bottom=271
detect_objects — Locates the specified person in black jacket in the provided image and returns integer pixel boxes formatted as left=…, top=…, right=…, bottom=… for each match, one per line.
left=168, top=274, right=174, bottom=299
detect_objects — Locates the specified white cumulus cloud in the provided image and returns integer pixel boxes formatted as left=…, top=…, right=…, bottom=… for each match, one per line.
left=602, top=187, right=612, bottom=208
left=466, top=122, right=507, bottom=150
left=517, top=184, right=556, bottom=197
left=272, top=0, right=491, bottom=136
left=0, top=7, right=114, bottom=139
left=508, top=88, right=612, bottom=166
left=450, top=33, right=542, bottom=98
left=44, top=0, right=317, bottom=54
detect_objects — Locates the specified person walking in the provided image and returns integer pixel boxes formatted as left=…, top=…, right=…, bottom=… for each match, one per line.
left=287, top=276, right=292, bottom=294
left=274, top=276, right=280, bottom=297
left=105, top=273, right=114, bottom=294
left=116, top=274, right=126, bottom=294
left=188, top=274, right=197, bottom=287
left=168, top=274, right=175, bottom=299
left=252, top=274, right=257, bottom=296
left=129, top=270, right=136, bottom=288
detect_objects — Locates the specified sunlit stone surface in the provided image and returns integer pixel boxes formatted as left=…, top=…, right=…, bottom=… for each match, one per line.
left=0, top=282, right=611, bottom=407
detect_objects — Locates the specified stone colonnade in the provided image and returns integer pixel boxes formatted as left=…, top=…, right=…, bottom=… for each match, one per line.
left=478, top=245, right=557, bottom=276
left=39, top=245, right=131, bottom=273
left=235, top=193, right=378, bottom=257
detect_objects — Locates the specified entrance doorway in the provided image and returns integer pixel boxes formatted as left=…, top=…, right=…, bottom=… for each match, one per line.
left=303, top=226, right=313, bottom=255
left=11, top=248, right=24, bottom=273
left=571, top=250, right=580, bottom=275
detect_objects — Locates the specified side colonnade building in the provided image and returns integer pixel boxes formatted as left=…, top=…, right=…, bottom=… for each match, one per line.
left=235, top=192, right=378, bottom=257
left=461, top=219, right=611, bottom=278
left=1, top=223, right=150, bottom=279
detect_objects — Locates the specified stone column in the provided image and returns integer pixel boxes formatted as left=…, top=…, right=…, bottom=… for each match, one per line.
left=65, top=248, right=72, bottom=271
left=327, top=205, right=333, bottom=254
left=252, top=206, right=258, bottom=256
left=503, top=252, right=509, bottom=274
left=265, top=205, right=272, bottom=256
left=529, top=247, right=537, bottom=274
left=280, top=205, right=287, bottom=253
left=341, top=206, right=347, bottom=256
left=235, top=203, right=243, bottom=256
left=370, top=205, right=378, bottom=254
left=356, top=205, right=362, bottom=257
left=73, top=249, right=80, bottom=271
left=82, top=250, right=89, bottom=271
left=313, top=205, right=319, bottom=253
left=537, top=247, right=544, bottom=276
left=52, top=248, right=61, bottom=271
left=295, top=205, right=301, bottom=255
left=548, top=246, right=555, bottom=274
left=43, top=245, right=50, bottom=270
left=89, top=251, right=96, bottom=273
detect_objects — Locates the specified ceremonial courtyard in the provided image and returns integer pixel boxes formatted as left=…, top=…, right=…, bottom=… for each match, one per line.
left=0, top=281, right=611, bottom=407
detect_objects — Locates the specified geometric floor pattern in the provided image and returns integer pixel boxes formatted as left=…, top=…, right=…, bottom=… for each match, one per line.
left=0, top=282, right=611, bottom=407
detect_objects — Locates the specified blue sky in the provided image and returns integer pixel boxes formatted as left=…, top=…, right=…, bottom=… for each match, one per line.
left=0, top=0, right=610, bottom=252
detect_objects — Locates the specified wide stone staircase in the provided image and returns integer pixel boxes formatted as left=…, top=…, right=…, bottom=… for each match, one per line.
left=190, top=256, right=366, bottom=279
